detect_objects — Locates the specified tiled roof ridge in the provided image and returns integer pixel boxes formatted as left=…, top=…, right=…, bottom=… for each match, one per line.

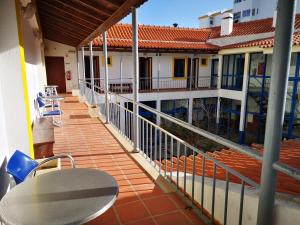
left=104, top=37, right=208, bottom=44
left=117, top=22, right=213, bottom=31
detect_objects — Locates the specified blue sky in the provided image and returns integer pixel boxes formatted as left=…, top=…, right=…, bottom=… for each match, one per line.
left=122, top=0, right=232, bottom=28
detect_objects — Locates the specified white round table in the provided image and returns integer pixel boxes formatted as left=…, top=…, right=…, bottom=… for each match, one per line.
left=0, top=168, right=119, bottom=225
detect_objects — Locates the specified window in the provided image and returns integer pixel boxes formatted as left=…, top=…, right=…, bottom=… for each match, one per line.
left=209, top=17, right=214, bottom=25
left=252, top=8, right=256, bottom=16
left=242, top=9, right=251, bottom=17
left=234, top=0, right=242, bottom=3
left=221, top=54, right=245, bottom=90
left=102, top=55, right=112, bottom=67
left=173, top=58, right=186, bottom=79
left=201, top=58, right=208, bottom=67
left=233, top=12, right=241, bottom=22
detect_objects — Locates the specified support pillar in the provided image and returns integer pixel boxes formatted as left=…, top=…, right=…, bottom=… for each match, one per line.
left=239, top=52, right=250, bottom=144
left=156, top=100, right=161, bottom=125
left=257, top=1, right=296, bottom=224
left=81, top=47, right=86, bottom=94
left=132, top=8, right=139, bottom=152
left=120, top=53, right=123, bottom=93
left=89, top=41, right=95, bottom=105
left=157, top=53, right=160, bottom=91
left=189, top=55, right=193, bottom=90
left=103, top=31, right=109, bottom=123
left=188, top=98, right=193, bottom=124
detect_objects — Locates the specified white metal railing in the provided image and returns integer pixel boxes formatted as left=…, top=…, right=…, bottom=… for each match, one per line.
left=80, top=79, right=300, bottom=224
left=84, top=76, right=212, bottom=94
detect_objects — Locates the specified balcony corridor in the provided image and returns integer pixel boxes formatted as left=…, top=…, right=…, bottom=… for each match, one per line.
left=52, top=95, right=204, bottom=225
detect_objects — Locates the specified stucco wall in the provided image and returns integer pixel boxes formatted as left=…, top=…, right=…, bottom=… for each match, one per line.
left=44, top=39, right=79, bottom=91
left=79, top=51, right=213, bottom=89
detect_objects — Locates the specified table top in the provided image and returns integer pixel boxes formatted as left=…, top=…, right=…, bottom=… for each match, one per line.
left=44, top=95, right=65, bottom=101
left=0, top=168, right=119, bottom=225
left=45, top=85, right=58, bottom=88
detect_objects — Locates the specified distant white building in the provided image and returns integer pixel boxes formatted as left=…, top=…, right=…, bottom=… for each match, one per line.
left=199, top=0, right=300, bottom=28
left=199, top=9, right=232, bottom=28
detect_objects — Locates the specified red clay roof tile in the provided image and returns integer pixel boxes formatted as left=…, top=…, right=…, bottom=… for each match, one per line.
left=92, top=14, right=300, bottom=51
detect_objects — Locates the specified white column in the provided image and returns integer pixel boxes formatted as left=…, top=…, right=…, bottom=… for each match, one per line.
left=103, top=31, right=109, bottom=123
left=239, top=52, right=250, bottom=141
left=120, top=53, right=123, bottom=93
left=217, top=54, right=223, bottom=89
left=76, top=49, right=80, bottom=89
left=188, top=98, right=193, bottom=124
left=156, top=100, right=161, bottom=125
left=216, top=97, right=221, bottom=125
left=81, top=47, right=85, bottom=80
left=89, top=41, right=95, bottom=105
left=216, top=54, right=223, bottom=128
left=157, top=53, right=160, bottom=91
left=189, top=55, right=193, bottom=90
left=132, top=8, right=139, bottom=152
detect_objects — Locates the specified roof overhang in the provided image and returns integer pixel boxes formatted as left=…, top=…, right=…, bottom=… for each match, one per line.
left=36, top=0, right=147, bottom=48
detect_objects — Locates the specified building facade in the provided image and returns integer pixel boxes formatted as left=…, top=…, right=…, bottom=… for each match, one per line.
left=199, top=0, right=300, bottom=28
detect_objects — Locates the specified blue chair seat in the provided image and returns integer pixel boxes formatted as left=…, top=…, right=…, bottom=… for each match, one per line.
left=43, top=110, right=63, bottom=116
left=6, top=150, right=39, bottom=184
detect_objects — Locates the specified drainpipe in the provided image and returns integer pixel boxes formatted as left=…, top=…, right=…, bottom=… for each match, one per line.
left=103, top=31, right=109, bottom=124
left=257, top=1, right=296, bottom=225
left=132, top=7, right=139, bottom=152
left=89, top=41, right=95, bottom=105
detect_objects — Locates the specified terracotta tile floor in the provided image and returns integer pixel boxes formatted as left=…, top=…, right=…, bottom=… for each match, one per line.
left=53, top=95, right=204, bottom=225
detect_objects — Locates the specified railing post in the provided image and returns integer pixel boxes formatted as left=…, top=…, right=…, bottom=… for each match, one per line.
left=132, top=7, right=139, bottom=152
left=89, top=41, right=95, bottom=105
left=239, top=52, right=250, bottom=144
left=257, top=1, right=296, bottom=225
left=103, top=31, right=109, bottom=124
left=188, top=98, right=193, bottom=124
left=156, top=100, right=161, bottom=125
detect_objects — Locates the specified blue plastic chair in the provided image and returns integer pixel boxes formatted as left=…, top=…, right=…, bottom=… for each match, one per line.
left=6, top=150, right=39, bottom=184
left=6, top=150, right=75, bottom=184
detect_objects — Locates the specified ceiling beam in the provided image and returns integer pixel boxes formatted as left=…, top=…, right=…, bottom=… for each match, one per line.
left=38, top=7, right=98, bottom=30
left=100, top=0, right=124, bottom=9
left=40, top=0, right=101, bottom=26
left=78, top=0, right=147, bottom=48
left=40, top=15, right=92, bottom=34
left=38, top=9, right=96, bottom=32
left=41, top=22, right=84, bottom=40
left=72, top=0, right=112, bottom=17
left=54, top=0, right=106, bottom=22
left=40, top=17, right=88, bottom=37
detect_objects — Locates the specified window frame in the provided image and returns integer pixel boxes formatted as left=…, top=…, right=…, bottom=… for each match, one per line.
left=172, top=57, right=187, bottom=80
left=102, top=55, right=113, bottom=67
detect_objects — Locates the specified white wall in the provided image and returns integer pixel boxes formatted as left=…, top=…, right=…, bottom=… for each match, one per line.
left=44, top=39, right=79, bottom=91
left=22, top=16, right=47, bottom=123
left=0, top=0, right=32, bottom=157
left=80, top=51, right=213, bottom=89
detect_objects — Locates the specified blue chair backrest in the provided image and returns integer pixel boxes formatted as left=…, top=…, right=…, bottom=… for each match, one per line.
left=6, top=150, right=39, bottom=184
left=38, top=92, right=45, bottom=98
left=37, top=96, right=45, bottom=108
